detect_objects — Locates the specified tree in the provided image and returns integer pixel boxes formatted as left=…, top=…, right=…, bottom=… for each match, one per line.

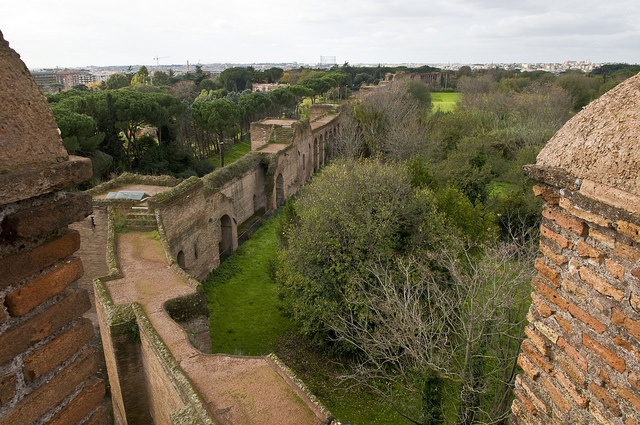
left=192, top=98, right=242, bottom=147
left=152, top=70, right=169, bottom=87
left=267, top=87, right=296, bottom=117
left=131, top=65, right=150, bottom=85
left=219, top=67, right=254, bottom=92
left=105, top=73, right=129, bottom=90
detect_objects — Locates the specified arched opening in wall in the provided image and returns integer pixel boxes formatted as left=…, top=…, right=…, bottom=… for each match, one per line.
left=302, top=154, right=305, bottom=170
left=177, top=250, right=186, bottom=269
left=220, top=214, right=233, bottom=261
left=253, top=194, right=258, bottom=212
left=313, top=139, right=318, bottom=171
left=193, top=243, right=198, bottom=260
left=319, top=134, right=324, bottom=165
left=276, top=173, right=285, bottom=207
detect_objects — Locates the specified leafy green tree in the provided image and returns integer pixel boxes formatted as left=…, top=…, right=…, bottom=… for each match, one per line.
left=263, top=67, right=284, bottom=83
left=152, top=70, right=169, bottom=86
left=192, top=98, right=242, bottom=147
left=267, top=87, right=296, bottom=117
left=219, top=67, right=254, bottom=92
left=238, top=91, right=272, bottom=132
left=131, top=65, right=150, bottom=85
left=105, top=73, right=129, bottom=90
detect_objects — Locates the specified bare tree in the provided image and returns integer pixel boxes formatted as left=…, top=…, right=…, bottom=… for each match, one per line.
left=330, top=236, right=535, bottom=424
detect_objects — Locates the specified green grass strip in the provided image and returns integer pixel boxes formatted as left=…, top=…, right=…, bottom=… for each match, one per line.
left=204, top=212, right=293, bottom=356
left=209, top=139, right=251, bottom=168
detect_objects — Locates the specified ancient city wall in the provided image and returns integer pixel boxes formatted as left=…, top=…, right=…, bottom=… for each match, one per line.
left=511, top=73, right=640, bottom=424
left=0, top=31, right=108, bottom=425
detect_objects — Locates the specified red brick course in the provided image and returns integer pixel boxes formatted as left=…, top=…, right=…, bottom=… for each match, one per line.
left=535, top=258, right=560, bottom=287
left=568, top=304, right=606, bottom=334
left=1, top=193, right=91, bottom=239
left=540, top=242, right=568, bottom=265
left=525, top=326, right=552, bottom=357
left=4, top=257, right=84, bottom=316
left=521, top=339, right=554, bottom=375
left=533, top=185, right=560, bottom=204
left=518, top=353, right=541, bottom=380
left=0, top=373, right=16, bottom=406
left=588, top=382, right=622, bottom=417
left=541, top=376, right=572, bottom=412
left=23, top=318, right=94, bottom=381
left=556, top=354, right=585, bottom=387
left=611, top=308, right=640, bottom=341
left=515, top=388, right=539, bottom=416
left=531, top=292, right=555, bottom=318
left=578, top=266, right=624, bottom=302
left=617, top=220, right=640, bottom=244
left=577, top=241, right=605, bottom=263
left=555, top=315, right=573, bottom=334
left=557, top=336, right=588, bottom=371
left=630, top=371, right=640, bottom=392
left=82, top=405, right=110, bottom=425
left=614, top=241, right=640, bottom=263
left=531, top=276, right=568, bottom=311
left=47, top=377, right=105, bottom=425
left=0, top=229, right=80, bottom=291
left=582, top=333, right=626, bottom=373
left=605, top=259, right=625, bottom=280
left=542, top=207, right=588, bottom=237
left=616, top=386, right=640, bottom=411
left=555, top=370, right=589, bottom=408
left=0, top=288, right=90, bottom=365
left=0, top=347, right=99, bottom=425
left=541, top=225, right=573, bottom=249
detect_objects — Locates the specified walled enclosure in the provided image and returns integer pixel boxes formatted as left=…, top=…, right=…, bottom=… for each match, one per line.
left=511, top=72, right=640, bottom=424
left=92, top=106, right=344, bottom=425
left=0, top=32, right=108, bottom=425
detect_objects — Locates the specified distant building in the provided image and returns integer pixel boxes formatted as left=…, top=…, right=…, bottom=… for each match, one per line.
left=253, top=82, right=289, bottom=93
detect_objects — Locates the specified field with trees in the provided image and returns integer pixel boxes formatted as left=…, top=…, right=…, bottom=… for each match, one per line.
left=50, top=60, right=639, bottom=423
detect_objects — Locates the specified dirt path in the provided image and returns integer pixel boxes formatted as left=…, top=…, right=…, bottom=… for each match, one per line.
left=107, top=232, right=325, bottom=425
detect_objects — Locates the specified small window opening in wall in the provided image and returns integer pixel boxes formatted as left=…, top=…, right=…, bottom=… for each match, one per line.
left=303, top=154, right=305, bottom=170
left=194, top=243, right=198, bottom=260
left=177, top=250, right=186, bottom=269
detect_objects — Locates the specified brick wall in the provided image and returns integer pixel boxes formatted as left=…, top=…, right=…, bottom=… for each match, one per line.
left=510, top=167, right=640, bottom=424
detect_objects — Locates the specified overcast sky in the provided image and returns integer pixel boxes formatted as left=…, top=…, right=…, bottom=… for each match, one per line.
left=2, top=0, right=639, bottom=69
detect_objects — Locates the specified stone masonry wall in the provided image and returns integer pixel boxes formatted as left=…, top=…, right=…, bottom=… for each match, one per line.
left=510, top=166, right=640, bottom=425
left=0, top=30, right=108, bottom=425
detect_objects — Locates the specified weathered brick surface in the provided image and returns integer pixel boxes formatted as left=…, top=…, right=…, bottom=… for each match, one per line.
left=541, top=376, right=572, bottom=412
left=0, top=347, right=99, bottom=425
left=611, top=308, right=640, bottom=340
left=0, top=305, right=5, bottom=324
left=582, top=333, right=626, bottom=372
left=578, top=266, right=624, bottom=302
left=561, top=278, right=589, bottom=301
left=1, top=193, right=91, bottom=239
left=540, top=242, right=568, bottom=265
left=568, top=304, right=606, bottom=334
left=542, top=207, right=588, bottom=237
left=617, top=220, right=640, bottom=243
left=521, top=339, right=554, bottom=375
left=577, top=241, right=605, bottom=263
left=23, top=318, right=94, bottom=381
left=541, top=224, right=573, bottom=249
left=82, top=405, right=110, bottom=425
left=612, top=335, right=634, bottom=352
left=605, top=259, right=625, bottom=280
left=515, top=388, right=539, bottom=416
left=0, top=373, right=16, bottom=406
left=525, top=326, right=551, bottom=357
left=0, top=288, right=90, bottom=365
left=588, top=382, right=622, bottom=416
left=531, top=292, right=555, bottom=318
left=555, top=315, right=573, bottom=334
left=614, top=241, right=640, bottom=263
left=630, top=371, right=640, bottom=392
left=616, top=386, right=640, bottom=411
left=518, top=375, right=549, bottom=415
left=556, top=354, right=585, bottom=387
left=518, top=353, right=541, bottom=380
left=557, top=336, right=588, bottom=371
left=559, top=197, right=611, bottom=228
left=589, top=228, right=615, bottom=247
left=531, top=276, right=568, bottom=311
left=47, top=376, right=105, bottom=425
left=535, top=258, right=560, bottom=286
left=556, top=370, right=589, bottom=407
left=533, top=185, right=560, bottom=204
left=4, top=256, right=84, bottom=316
left=0, top=229, right=80, bottom=291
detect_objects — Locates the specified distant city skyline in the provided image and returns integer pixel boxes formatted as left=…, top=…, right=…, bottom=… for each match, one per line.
left=2, top=0, right=639, bottom=69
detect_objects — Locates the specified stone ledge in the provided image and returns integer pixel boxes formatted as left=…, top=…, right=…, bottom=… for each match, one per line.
left=0, top=156, right=92, bottom=206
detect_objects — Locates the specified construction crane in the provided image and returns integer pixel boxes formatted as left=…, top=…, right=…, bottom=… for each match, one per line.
left=153, top=56, right=169, bottom=66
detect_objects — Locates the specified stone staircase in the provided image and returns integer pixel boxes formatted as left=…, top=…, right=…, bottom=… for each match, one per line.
left=124, top=208, right=157, bottom=231
left=272, top=126, right=294, bottom=144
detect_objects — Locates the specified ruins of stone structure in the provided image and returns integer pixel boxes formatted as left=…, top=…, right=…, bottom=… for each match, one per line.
left=0, top=31, right=108, bottom=425
left=511, top=72, right=640, bottom=424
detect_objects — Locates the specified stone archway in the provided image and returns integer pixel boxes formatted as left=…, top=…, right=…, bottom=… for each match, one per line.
left=313, top=138, right=318, bottom=171
left=220, top=214, right=233, bottom=261
left=276, top=173, right=285, bottom=207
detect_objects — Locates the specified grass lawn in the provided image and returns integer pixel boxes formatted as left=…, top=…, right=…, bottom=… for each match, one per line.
left=203, top=211, right=417, bottom=424
left=209, top=139, right=251, bottom=168
left=431, top=92, right=462, bottom=113
left=204, top=212, right=293, bottom=356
